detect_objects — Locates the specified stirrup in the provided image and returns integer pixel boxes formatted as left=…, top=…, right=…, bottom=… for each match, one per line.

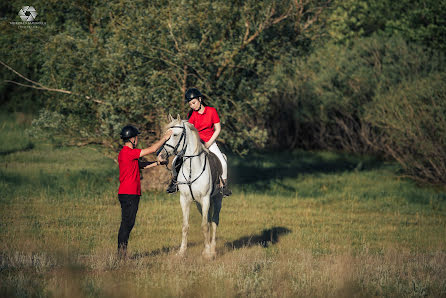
left=166, top=180, right=178, bottom=194
left=222, top=182, right=232, bottom=197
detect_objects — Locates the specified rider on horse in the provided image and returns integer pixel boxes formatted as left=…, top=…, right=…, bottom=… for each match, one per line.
left=166, top=88, right=232, bottom=197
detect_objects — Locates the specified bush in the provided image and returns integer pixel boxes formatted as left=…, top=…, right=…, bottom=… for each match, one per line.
left=265, top=34, right=446, bottom=185
left=366, top=72, right=446, bottom=185
left=268, top=34, right=445, bottom=154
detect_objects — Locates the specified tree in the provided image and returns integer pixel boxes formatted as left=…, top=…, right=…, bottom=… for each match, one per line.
left=325, top=0, right=446, bottom=50
left=2, top=0, right=331, bottom=154
left=265, top=34, right=445, bottom=153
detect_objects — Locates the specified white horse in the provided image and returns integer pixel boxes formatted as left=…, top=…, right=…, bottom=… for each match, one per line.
left=158, top=115, right=223, bottom=259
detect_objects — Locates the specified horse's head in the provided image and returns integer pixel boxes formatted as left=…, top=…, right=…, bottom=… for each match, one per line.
left=158, top=115, right=187, bottom=159
left=158, top=114, right=205, bottom=160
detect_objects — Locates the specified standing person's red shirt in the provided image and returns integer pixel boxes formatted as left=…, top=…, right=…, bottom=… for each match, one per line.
left=118, top=146, right=142, bottom=195
left=188, top=106, right=220, bottom=142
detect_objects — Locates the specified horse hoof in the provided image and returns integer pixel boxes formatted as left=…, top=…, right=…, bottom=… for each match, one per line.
left=202, top=250, right=215, bottom=260
left=176, top=250, right=186, bottom=258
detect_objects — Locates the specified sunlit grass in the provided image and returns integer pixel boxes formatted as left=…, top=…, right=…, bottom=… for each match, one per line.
left=1, top=113, right=446, bottom=297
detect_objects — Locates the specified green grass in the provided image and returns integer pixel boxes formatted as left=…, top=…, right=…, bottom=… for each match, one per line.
left=1, top=113, right=446, bottom=297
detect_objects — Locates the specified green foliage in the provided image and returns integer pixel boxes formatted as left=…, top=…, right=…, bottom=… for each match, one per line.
left=2, top=0, right=446, bottom=184
left=264, top=33, right=446, bottom=185
left=326, top=0, right=446, bottom=50
left=0, top=1, right=51, bottom=112
left=367, top=72, right=446, bottom=185
left=268, top=34, right=445, bottom=150
left=2, top=0, right=329, bottom=154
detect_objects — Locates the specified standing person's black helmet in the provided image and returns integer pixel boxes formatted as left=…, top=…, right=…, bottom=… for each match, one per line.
left=185, top=88, right=202, bottom=102
left=120, top=125, right=140, bottom=140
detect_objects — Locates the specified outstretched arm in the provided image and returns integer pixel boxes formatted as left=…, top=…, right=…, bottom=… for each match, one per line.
left=140, top=130, right=172, bottom=157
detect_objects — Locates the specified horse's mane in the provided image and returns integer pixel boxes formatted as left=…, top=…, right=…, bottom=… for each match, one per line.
left=164, top=119, right=209, bottom=154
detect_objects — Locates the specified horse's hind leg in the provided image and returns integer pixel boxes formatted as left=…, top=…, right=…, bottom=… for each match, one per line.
left=201, top=195, right=212, bottom=259
left=210, top=222, right=217, bottom=258
left=210, top=195, right=222, bottom=258
left=178, top=194, right=190, bottom=257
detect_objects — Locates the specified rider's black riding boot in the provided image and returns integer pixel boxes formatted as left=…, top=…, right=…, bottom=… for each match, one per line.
left=166, top=157, right=182, bottom=194
left=166, top=179, right=178, bottom=194
left=222, top=180, right=232, bottom=197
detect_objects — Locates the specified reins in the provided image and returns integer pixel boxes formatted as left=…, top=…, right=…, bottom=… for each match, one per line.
left=161, top=124, right=187, bottom=158
left=177, top=150, right=207, bottom=202
left=160, top=122, right=208, bottom=201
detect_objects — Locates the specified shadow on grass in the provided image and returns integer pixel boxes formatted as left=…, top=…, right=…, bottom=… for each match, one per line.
left=131, top=242, right=201, bottom=259
left=132, top=227, right=291, bottom=259
left=0, top=142, right=34, bottom=156
left=224, top=226, right=291, bottom=250
left=229, top=150, right=383, bottom=193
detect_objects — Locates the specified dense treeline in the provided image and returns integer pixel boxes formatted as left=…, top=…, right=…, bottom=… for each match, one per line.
left=1, top=0, right=445, bottom=185
left=271, top=35, right=446, bottom=185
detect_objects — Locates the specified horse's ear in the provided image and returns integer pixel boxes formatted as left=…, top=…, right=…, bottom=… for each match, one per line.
left=168, top=114, right=174, bottom=122
left=176, top=114, right=181, bottom=121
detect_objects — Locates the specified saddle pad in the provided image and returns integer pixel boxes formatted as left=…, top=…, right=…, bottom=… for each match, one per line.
left=207, top=152, right=223, bottom=197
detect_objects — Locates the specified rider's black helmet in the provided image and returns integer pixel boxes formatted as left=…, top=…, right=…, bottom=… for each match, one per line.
left=184, top=88, right=202, bottom=102
left=120, top=125, right=140, bottom=140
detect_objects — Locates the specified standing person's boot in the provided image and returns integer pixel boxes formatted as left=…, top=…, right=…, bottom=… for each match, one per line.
left=166, top=178, right=178, bottom=194
left=117, top=244, right=127, bottom=260
left=222, top=180, right=232, bottom=197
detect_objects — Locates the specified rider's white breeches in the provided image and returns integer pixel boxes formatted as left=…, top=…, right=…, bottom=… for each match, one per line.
left=208, top=143, right=227, bottom=180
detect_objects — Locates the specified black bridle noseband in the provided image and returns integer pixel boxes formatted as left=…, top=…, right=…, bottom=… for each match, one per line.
left=160, top=123, right=187, bottom=159
left=159, top=122, right=208, bottom=201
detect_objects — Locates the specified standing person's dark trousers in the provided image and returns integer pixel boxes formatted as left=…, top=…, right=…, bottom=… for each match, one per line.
left=118, top=194, right=140, bottom=255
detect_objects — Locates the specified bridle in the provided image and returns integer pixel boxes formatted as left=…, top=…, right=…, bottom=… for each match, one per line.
left=160, top=123, right=187, bottom=159
left=159, top=122, right=208, bottom=201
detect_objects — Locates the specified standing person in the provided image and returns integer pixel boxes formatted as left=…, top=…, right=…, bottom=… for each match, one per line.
left=166, top=88, right=231, bottom=197
left=118, top=125, right=171, bottom=258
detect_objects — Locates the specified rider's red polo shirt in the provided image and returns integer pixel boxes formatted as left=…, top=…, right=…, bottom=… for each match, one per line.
left=188, top=106, right=220, bottom=142
left=118, top=146, right=142, bottom=195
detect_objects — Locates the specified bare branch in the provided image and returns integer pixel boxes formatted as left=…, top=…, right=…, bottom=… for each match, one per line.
left=182, top=65, right=188, bottom=95
left=301, top=0, right=332, bottom=31
left=1, top=60, right=105, bottom=104
left=0, top=60, right=44, bottom=87
left=271, top=6, right=293, bottom=25
left=216, top=3, right=302, bottom=79
left=168, top=10, right=181, bottom=53
left=243, top=20, right=250, bottom=44
left=5, top=80, right=72, bottom=94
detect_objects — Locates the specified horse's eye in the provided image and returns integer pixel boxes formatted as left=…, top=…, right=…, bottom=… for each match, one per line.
left=173, top=134, right=179, bottom=137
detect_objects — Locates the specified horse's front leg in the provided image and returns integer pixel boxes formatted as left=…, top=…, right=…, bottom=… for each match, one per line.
left=201, top=195, right=212, bottom=259
left=177, top=193, right=190, bottom=257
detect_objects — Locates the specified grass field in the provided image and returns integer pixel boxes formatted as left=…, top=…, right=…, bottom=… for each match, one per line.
left=1, top=113, right=446, bottom=297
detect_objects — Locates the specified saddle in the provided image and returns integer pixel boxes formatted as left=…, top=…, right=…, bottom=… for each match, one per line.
left=207, top=152, right=223, bottom=198
left=171, top=151, right=223, bottom=197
